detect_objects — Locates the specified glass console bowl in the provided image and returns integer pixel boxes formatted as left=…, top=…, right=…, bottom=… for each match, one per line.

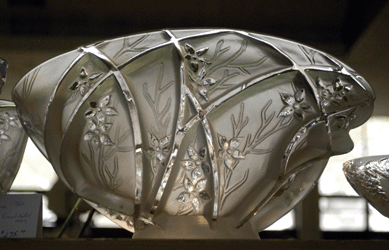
left=12, top=29, right=375, bottom=238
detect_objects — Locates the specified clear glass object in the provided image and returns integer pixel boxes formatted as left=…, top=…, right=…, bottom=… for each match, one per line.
left=0, top=58, right=28, bottom=193
left=344, top=155, right=389, bottom=218
left=12, top=29, right=375, bottom=238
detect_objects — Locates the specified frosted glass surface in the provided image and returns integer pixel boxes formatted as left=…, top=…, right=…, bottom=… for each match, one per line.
left=319, top=116, right=389, bottom=196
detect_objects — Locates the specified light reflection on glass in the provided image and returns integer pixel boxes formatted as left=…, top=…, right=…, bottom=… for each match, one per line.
left=320, top=116, right=389, bottom=196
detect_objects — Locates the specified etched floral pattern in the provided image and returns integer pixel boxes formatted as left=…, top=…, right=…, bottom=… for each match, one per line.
left=317, top=78, right=353, bottom=107
left=67, top=67, right=102, bottom=106
left=143, top=63, right=174, bottom=178
left=146, top=134, right=171, bottom=163
left=84, top=95, right=118, bottom=147
left=219, top=102, right=293, bottom=209
left=184, top=40, right=268, bottom=102
left=81, top=94, right=130, bottom=193
left=0, top=112, right=19, bottom=145
left=175, top=145, right=211, bottom=215
left=217, top=135, right=245, bottom=170
left=0, top=111, right=22, bottom=193
left=278, top=87, right=312, bottom=120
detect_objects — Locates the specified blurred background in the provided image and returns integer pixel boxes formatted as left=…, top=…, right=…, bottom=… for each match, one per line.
left=1, top=0, right=389, bottom=239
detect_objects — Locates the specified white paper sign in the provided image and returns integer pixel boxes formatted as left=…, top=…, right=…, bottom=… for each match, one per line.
left=0, top=193, right=42, bottom=238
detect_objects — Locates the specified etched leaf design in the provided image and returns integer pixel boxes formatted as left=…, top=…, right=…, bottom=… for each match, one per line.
left=149, top=133, right=158, bottom=147
left=100, top=95, right=111, bottom=107
left=159, top=135, right=170, bottom=147
left=185, top=43, right=195, bottom=54
left=198, top=147, right=207, bottom=160
left=295, top=89, right=305, bottom=102
left=199, top=192, right=211, bottom=200
left=195, top=179, right=206, bottom=191
left=87, top=120, right=97, bottom=130
left=203, top=78, right=217, bottom=86
left=177, top=192, right=190, bottom=203
left=69, top=81, right=81, bottom=90
left=181, top=160, right=195, bottom=170
left=89, top=72, right=102, bottom=81
left=279, top=106, right=293, bottom=117
left=196, top=47, right=209, bottom=56
left=80, top=67, right=88, bottom=78
left=192, top=197, right=200, bottom=210
left=85, top=109, right=96, bottom=118
left=280, top=93, right=295, bottom=105
left=105, top=107, right=118, bottom=116
left=201, top=162, right=210, bottom=173
left=198, top=68, right=206, bottom=81
left=0, top=134, right=10, bottom=141
left=184, top=177, right=194, bottom=192
left=229, top=137, right=243, bottom=149
left=84, top=132, right=94, bottom=141
left=100, top=134, right=114, bottom=146
left=188, top=146, right=198, bottom=160
left=100, top=123, right=112, bottom=132
left=191, top=168, right=202, bottom=180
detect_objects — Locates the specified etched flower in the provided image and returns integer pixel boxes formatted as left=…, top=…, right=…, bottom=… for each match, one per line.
left=84, top=95, right=118, bottom=125
left=69, top=67, right=102, bottom=96
left=184, top=43, right=211, bottom=73
left=176, top=176, right=209, bottom=211
left=0, top=112, right=19, bottom=130
left=176, top=145, right=211, bottom=212
left=278, top=88, right=312, bottom=120
left=317, top=78, right=353, bottom=107
left=217, top=134, right=245, bottom=170
left=0, top=112, right=19, bottom=145
left=83, top=120, right=113, bottom=146
left=146, top=133, right=171, bottom=163
left=83, top=95, right=117, bottom=146
left=181, top=145, right=210, bottom=174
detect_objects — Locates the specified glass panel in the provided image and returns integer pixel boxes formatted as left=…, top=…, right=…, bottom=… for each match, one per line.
left=319, top=197, right=366, bottom=231
left=10, top=139, right=58, bottom=191
left=265, top=210, right=295, bottom=231
left=319, top=124, right=365, bottom=196
left=319, top=116, right=389, bottom=196
left=368, top=204, right=389, bottom=232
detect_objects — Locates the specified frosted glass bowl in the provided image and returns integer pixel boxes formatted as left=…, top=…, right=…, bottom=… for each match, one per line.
left=12, top=29, right=375, bottom=238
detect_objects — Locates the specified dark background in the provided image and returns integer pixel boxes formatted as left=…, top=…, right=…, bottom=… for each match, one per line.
left=1, top=0, right=388, bottom=53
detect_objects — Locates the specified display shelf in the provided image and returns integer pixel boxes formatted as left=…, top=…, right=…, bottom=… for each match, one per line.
left=1, top=239, right=389, bottom=250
